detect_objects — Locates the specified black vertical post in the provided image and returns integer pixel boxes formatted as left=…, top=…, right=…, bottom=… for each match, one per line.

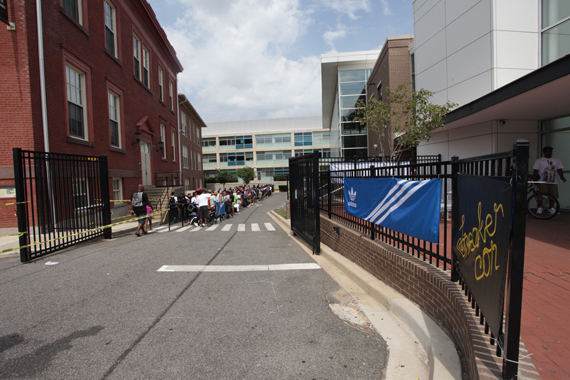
left=313, top=151, right=320, bottom=254
left=13, top=148, right=30, bottom=263
left=450, top=155, right=459, bottom=282
left=503, top=139, right=529, bottom=380
left=327, top=170, right=332, bottom=219
left=99, top=155, right=112, bottom=239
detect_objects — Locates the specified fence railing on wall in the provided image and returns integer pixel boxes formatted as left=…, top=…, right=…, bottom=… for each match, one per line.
left=319, top=156, right=452, bottom=270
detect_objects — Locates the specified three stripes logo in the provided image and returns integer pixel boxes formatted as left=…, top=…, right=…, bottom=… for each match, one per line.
left=364, top=179, right=431, bottom=224
left=347, top=187, right=357, bottom=207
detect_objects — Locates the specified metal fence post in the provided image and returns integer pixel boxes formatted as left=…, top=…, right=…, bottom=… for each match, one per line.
left=327, top=171, right=332, bottom=219
left=503, top=139, right=529, bottom=380
left=13, top=148, right=30, bottom=263
left=450, top=155, right=459, bottom=282
left=99, top=155, right=112, bottom=239
left=313, top=151, right=321, bottom=254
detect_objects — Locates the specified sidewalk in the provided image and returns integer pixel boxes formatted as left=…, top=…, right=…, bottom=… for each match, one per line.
left=522, top=211, right=570, bottom=379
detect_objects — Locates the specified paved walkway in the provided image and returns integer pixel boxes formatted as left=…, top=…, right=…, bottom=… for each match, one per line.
left=522, top=211, right=570, bottom=379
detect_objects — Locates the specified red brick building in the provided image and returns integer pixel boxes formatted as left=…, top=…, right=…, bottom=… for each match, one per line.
left=0, top=0, right=192, bottom=229
left=366, top=35, right=414, bottom=156
left=178, top=94, right=206, bottom=193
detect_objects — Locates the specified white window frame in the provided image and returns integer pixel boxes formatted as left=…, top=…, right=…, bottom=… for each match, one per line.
left=160, top=124, right=166, bottom=159
left=169, top=80, right=173, bottom=111
left=108, top=91, right=121, bottom=148
left=142, top=46, right=150, bottom=87
left=104, top=0, right=117, bottom=57
left=66, top=64, right=88, bottom=140
left=63, top=0, right=83, bottom=25
left=181, top=112, right=187, bottom=137
left=171, top=130, right=176, bottom=161
left=133, top=34, right=141, bottom=81
left=158, top=66, right=164, bottom=102
left=183, top=145, right=189, bottom=169
left=112, top=178, right=123, bottom=202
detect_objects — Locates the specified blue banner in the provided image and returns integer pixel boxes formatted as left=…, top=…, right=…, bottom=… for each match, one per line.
left=344, top=177, right=442, bottom=243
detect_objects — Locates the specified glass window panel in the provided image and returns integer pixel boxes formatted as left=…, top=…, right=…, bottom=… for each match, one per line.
left=542, top=0, right=570, bottom=28
left=542, top=116, right=570, bottom=132
left=341, top=109, right=358, bottom=122
left=342, top=122, right=366, bottom=135
left=339, top=82, right=366, bottom=96
left=339, top=70, right=365, bottom=82
left=542, top=19, right=570, bottom=65
left=343, top=148, right=368, bottom=158
left=340, top=94, right=366, bottom=109
left=343, top=135, right=368, bottom=148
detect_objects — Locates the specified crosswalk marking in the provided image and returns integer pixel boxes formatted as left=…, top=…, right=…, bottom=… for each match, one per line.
left=154, top=223, right=276, bottom=232
left=158, top=263, right=321, bottom=272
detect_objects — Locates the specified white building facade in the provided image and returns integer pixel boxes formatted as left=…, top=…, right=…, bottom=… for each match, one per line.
left=411, top=0, right=570, bottom=208
left=202, top=116, right=330, bottom=183
left=321, top=50, right=380, bottom=158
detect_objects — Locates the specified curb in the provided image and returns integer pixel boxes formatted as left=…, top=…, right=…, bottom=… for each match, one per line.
left=269, top=211, right=462, bottom=380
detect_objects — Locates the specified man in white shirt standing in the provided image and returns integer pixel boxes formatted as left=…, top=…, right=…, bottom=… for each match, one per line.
left=531, top=146, right=566, bottom=214
left=196, top=189, right=211, bottom=227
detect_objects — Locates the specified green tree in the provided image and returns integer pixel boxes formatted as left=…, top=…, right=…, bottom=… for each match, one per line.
left=237, top=167, right=256, bottom=185
left=215, top=170, right=237, bottom=187
left=355, top=83, right=457, bottom=159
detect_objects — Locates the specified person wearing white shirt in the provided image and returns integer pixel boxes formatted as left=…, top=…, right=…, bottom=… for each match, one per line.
left=531, top=146, right=566, bottom=214
left=196, top=190, right=210, bottom=226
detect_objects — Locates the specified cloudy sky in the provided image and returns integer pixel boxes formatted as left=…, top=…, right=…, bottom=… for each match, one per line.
left=146, top=0, right=414, bottom=123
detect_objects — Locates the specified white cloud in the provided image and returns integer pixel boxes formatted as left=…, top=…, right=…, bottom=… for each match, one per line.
left=322, top=0, right=371, bottom=20
left=323, top=25, right=347, bottom=49
left=379, top=0, right=393, bottom=16
left=160, top=0, right=322, bottom=122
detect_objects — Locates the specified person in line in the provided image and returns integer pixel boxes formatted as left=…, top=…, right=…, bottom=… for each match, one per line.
left=130, top=184, right=151, bottom=237
left=145, top=203, right=153, bottom=231
left=179, top=192, right=188, bottom=222
left=196, top=189, right=210, bottom=227
left=168, top=191, right=178, bottom=223
left=531, top=146, right=566, bottom=214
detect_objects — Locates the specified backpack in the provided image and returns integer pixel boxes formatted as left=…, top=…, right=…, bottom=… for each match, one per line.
left=169, top=196, right=177, bottom=208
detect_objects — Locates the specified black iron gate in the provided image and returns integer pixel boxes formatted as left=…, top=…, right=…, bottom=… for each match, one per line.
left=13, top=148, right=111, bottom=262
left=289, top=151, right=320, bottom=254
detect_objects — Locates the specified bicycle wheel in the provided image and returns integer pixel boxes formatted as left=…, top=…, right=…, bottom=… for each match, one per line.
left=527, top=193, right=560, bottom=220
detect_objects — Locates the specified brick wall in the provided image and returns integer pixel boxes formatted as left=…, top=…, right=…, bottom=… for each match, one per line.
left=320, top=216, right=504, bottom=380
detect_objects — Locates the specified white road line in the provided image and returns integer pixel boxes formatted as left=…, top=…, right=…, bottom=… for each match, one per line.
left=251, top=223, right=260, bottom=232
left=206, top=225, right=219, bottom=231
left=264, top=223, right=275, bottom=231
left=177, top=225, right=193, bottom=232
left=222, top=224, right=232, bottom=231
left=238, top=224, right=246, bottom=232
left=157, top=263, right=321, bottom=272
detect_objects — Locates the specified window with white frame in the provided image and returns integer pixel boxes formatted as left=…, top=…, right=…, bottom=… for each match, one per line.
left=66, top=64, right=87, bottom=140
left=198, top=153, right=202, bottom=170
left=142, top=46, right=149, bottom=87
left=185, top=178, right=190, bottom=191
left=183, top=145, right=189, bottom=168
left=181, top=112, right=187, bottom=137
left=104, top=1, right=117, bottom=57
left=112, top=178, right=123, bottom=202
left=133, top=34, right=141, bottom=80
left=171, top=130, right=175, bottom=160
left=169, top=80, right=173, bottom=111
left=63, top=0, right=83, bottom=25
left=158, top=66, right=164, bottom=102
left=160, top=124, right=166, bottom=159
left=108, top=91, right=121, bottom=147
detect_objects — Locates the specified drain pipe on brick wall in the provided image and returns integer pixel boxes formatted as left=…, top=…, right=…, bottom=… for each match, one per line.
left=36, top=0, right=50, bottom=153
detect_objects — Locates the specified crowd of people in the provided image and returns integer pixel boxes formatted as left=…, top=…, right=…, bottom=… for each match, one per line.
left=168, top=185, right=273, bottom=227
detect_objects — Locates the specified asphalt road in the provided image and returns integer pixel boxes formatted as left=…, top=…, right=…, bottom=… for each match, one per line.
left=0, top=193, right=387, bottom=380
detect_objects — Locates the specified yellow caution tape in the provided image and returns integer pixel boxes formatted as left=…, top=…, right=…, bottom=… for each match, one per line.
left=0, top=208, right=167, bottom=255
left=0, top=201, right=29, bottom=207
left=0, top=231, right=26, bottom=239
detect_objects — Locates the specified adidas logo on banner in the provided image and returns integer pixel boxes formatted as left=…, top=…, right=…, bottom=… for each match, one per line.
left=348, top=187, right=357, bottom=207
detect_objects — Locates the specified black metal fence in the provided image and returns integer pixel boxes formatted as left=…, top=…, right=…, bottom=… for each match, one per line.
left=451, top=141, right=528, bottom=379
left=320, top=155, right=453, bottom=269
left=155, top=171, right=181, bottom=187
left=13, top=149, right=111, bottom=262
left=289, top=152, right=320, bottom=254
